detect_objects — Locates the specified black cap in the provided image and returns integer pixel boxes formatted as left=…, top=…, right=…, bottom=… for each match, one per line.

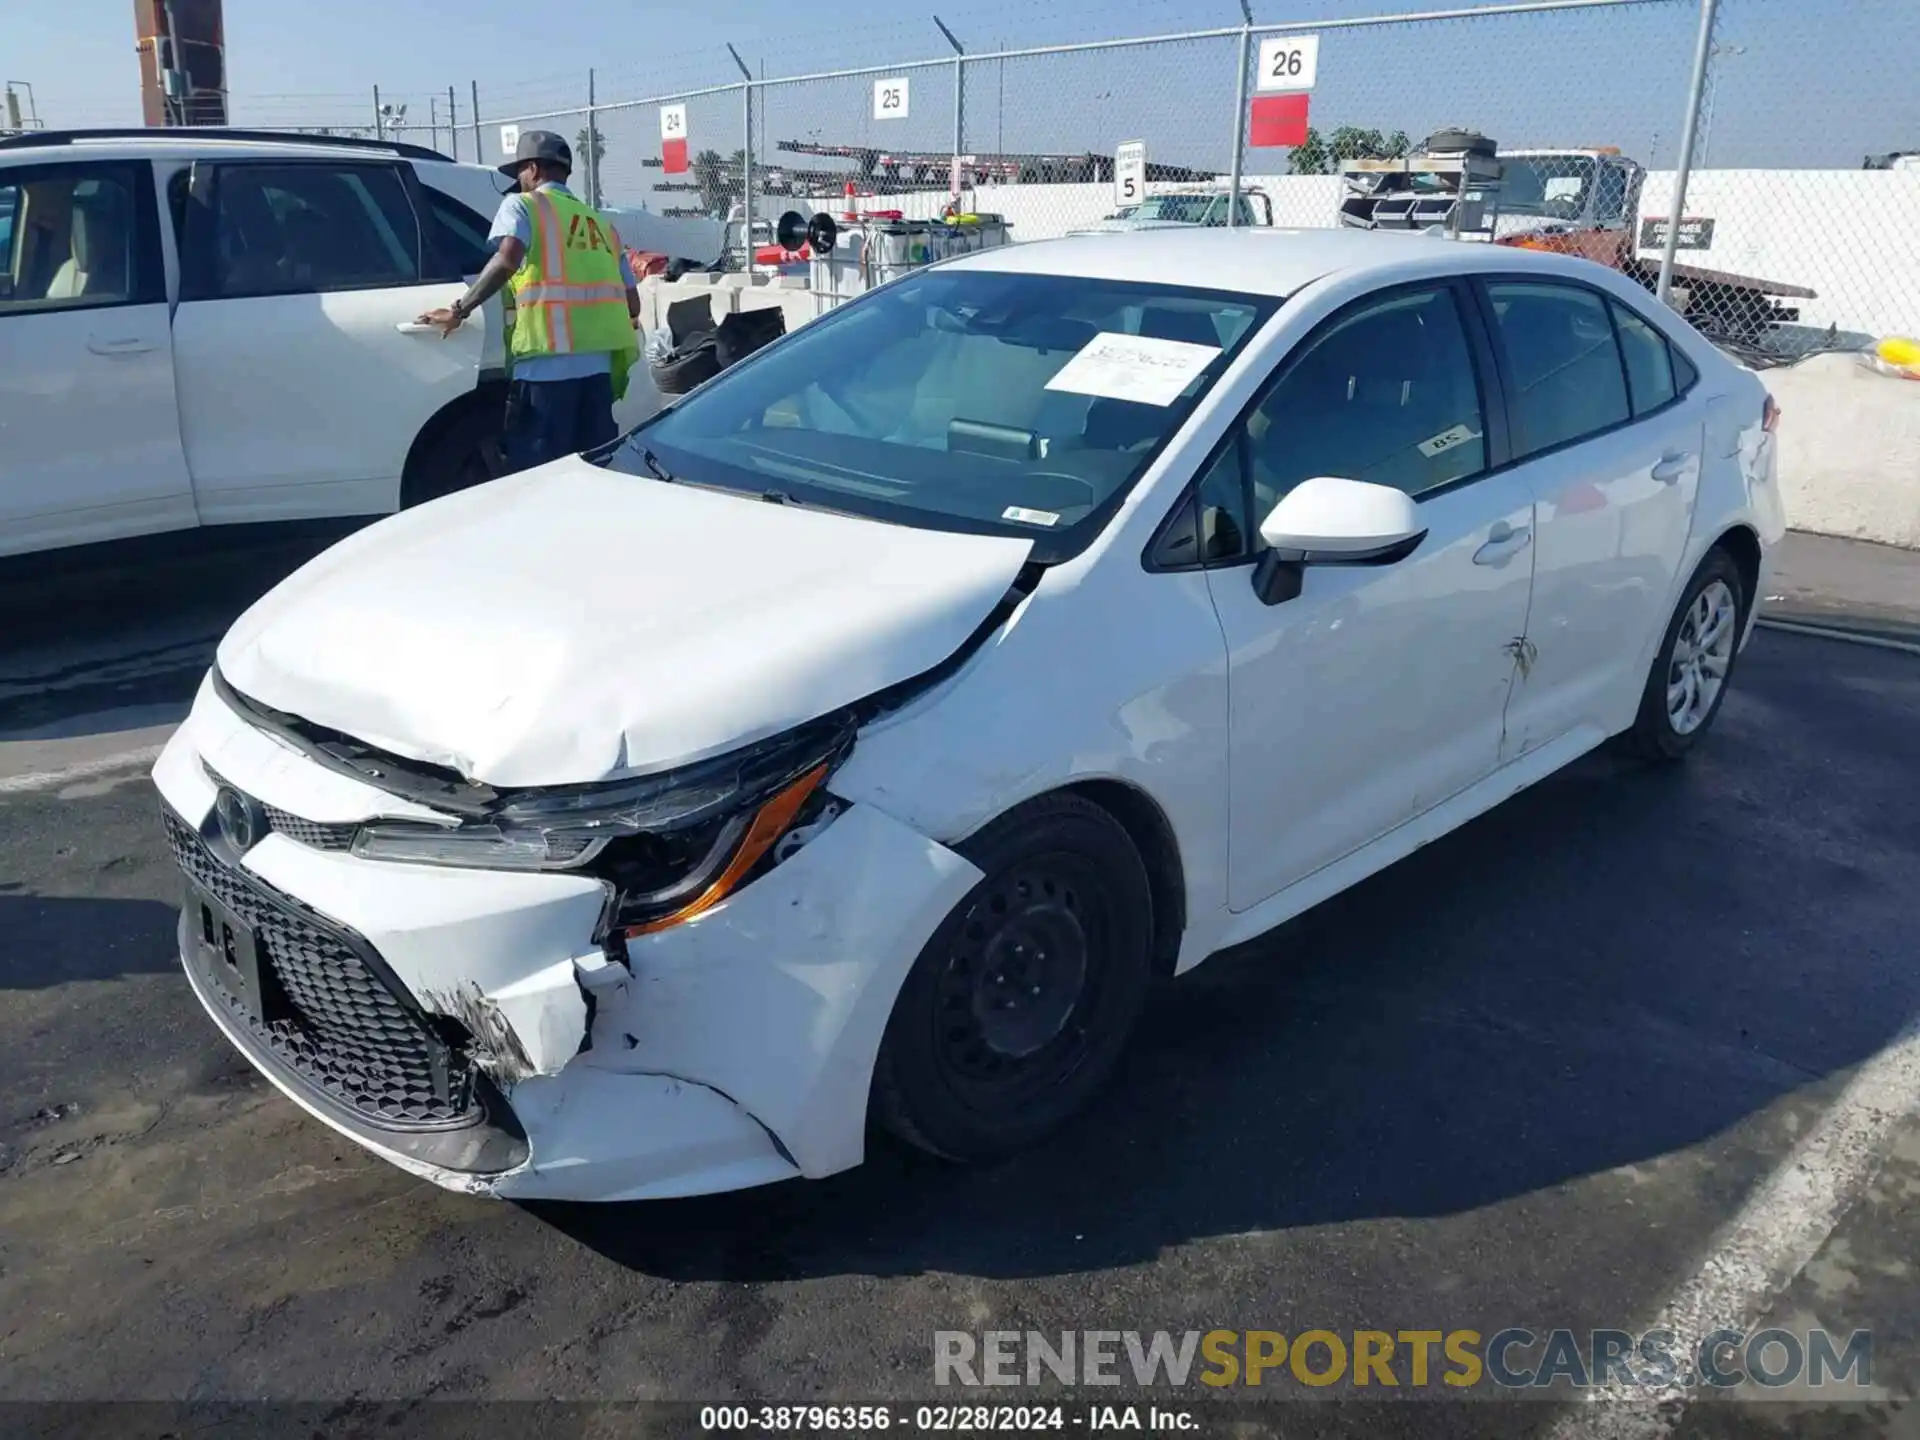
left=498, top=129, right=572, bottom=178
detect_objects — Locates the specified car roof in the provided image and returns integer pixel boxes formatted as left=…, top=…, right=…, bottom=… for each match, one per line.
left=941, top=226, right=1590, bottom=298
left=0, top=130, right=467, bottom=168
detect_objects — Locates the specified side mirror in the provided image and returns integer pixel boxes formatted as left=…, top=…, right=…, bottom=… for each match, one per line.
left=1251, top=476, right=1428, bottom=606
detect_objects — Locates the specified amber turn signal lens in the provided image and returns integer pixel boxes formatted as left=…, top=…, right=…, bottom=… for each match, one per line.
left=624, top=764, right=829, bottom=937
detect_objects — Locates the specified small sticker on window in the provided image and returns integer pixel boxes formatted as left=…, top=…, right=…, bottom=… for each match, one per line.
left=1044, top=331, right=1222, bottom=408
left=1002, top=505, right=1060, bottom=527
left=1544, top=176, right=1584, bottom=202
left=1418, top=424, right=1480, bottom=458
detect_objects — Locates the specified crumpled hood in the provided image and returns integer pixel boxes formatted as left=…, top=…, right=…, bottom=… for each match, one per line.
left=216, top=458, right=1034, bottom=787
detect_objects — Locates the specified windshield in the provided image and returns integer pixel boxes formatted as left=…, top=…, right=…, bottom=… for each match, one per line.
left=1498, top=157, right=1598, bottom=219
left=606, top=267, right=1277, bottom=558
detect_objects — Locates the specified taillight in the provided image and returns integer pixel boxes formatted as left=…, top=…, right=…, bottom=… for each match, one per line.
left=1763, top=395, right=1781, bottom=433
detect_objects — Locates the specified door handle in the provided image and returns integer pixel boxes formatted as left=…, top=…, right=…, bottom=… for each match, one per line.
left=87, top=336, right=158, bottom=356
left=394, top=321, right=442, bottom=335
left=1652, top=451, right=1692, bottom=483
left=1473, top=525, right=1531, bottom=566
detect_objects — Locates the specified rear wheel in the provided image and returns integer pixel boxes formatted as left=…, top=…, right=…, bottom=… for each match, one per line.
left=872, top=793, right=1154, bottom=1162
left=1621, top=547, right=1748, bottom=761
left=401, top=407, right=504, bottom=509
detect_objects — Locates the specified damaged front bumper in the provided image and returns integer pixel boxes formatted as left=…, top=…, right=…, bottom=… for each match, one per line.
left=153, top=677, right=982, bottom=1202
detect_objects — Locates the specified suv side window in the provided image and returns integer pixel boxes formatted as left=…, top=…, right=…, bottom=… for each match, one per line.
left=183, top=162, right=423, bottom=300
left=1483, top=280, right=1631, bottom=457
left=0, top=161, right=162, bottom=316
left=422, top=185, right=495, bottom=276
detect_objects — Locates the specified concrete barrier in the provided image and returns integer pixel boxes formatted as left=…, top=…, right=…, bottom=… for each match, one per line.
left=1761, top=353, right=1920, bottom=551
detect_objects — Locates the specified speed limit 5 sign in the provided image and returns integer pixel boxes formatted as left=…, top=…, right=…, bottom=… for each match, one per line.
left=1113, top=141, right=1146, bottom=208
left=1255, top=34, right=1319, bottom=92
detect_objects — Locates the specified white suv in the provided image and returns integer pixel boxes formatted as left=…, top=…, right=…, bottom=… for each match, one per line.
left=0, top=128, right=658, bottom=559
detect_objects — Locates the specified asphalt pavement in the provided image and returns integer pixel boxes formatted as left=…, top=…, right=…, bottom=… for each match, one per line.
left=1, top=527, right=1917, bottom=1437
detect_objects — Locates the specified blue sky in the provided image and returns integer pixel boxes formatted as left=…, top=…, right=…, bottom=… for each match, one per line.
left=9, top=0, right=1916, bottom=203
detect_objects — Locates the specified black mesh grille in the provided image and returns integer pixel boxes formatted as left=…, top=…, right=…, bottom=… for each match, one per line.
left=261, top=802, right=357, bottom=851
left=166, top=811, right=476, bottom=1129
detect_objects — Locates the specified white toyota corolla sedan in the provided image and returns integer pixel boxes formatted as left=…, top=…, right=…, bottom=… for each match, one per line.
left=152, top=228, right=1784, bottom=1202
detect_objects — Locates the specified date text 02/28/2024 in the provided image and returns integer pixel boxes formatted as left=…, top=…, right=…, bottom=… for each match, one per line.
left=698, top=1404, right=1196, bottom=1431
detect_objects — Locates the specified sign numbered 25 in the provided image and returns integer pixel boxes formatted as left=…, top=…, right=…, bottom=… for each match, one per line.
left=1255, top=34, right=1320, bottom=92
left=873, top=77, right=910, bottom=120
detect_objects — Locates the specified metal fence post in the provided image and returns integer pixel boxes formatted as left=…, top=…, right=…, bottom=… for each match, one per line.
left=586, top=69, right=600, bottom=207
left=373, top=85, right=384, bottom=140
left=1226, top=0, right=1252, bottom=228
left=934, top=17, right=966, bottom=162
left=448, top=85, right=459, bottom=160
left=728, top=45, right=754, bottom=250
left=1658, top=0, right=1720, bottom=307
left=470, top=81, right=482, bottom=162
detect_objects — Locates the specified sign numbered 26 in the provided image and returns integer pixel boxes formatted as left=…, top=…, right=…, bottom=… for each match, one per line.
left=873, top=77, right=910, bottom=120
left=1114, top=141, right=1147, bottom=208
left=1255, top=34, right=1320, bottom=92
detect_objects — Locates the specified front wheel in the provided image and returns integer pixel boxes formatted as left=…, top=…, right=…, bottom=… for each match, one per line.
left=1621, top=547, right=1748, bottom=761
left=871, top=793, right=1155, bottom=1162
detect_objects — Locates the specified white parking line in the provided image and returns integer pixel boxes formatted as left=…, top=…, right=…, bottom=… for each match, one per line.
left=0, top=743, right=168, bottom=796
left=1551, top=1014, right=1920, bottom=1438
left=1757, top=617, right=1920, bottom=657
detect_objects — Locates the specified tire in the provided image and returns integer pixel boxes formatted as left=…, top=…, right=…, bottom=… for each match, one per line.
left=650, top=339, right=720, bottom=396
left=1425, top=128, right=1496, bottom=157
left=872, top=793, right=1155, bottom=1162
left=1620, top=546, right=1749, bottom=762
left=401, top=406, right=504, bottom=509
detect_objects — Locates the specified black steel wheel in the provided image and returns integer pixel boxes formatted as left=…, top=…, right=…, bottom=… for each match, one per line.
left=872, top=792, right=1154, bottom=1161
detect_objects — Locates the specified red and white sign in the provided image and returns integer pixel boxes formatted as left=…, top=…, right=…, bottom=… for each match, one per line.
left=1248, top=93, right=1311, bottom=149
left=660, top=104, right=689, bottom=175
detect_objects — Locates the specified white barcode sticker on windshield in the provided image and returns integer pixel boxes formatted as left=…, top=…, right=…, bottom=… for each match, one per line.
left=1044, top=331, right=1221, bottom=408
left=1003, top=505, right=1060, bottom=526
left=1418, top=424, right=1480, bottom=458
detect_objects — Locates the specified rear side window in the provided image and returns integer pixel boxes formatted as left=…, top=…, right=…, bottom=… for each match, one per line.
left=1610, top=300, right=1678, bottom=415
left=185, top=162, right=423, bottom=299
left=1485, top=281, right=1630, bottom=457
left=0, top=161, right=163, bottom=315
left=422, top=186, right=494, bottom=276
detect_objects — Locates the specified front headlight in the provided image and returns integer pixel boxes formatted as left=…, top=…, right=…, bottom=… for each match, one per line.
left=351, top=720, right=850, bottom=932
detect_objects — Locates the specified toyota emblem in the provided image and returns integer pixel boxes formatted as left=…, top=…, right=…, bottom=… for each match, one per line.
left=213, top=786, right=265, bottom=853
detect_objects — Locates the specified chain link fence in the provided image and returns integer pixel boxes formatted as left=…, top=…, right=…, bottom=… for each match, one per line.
left=1663, top=0, right=1920, bottom=359
left=381, top=0, right=1917, bottom=356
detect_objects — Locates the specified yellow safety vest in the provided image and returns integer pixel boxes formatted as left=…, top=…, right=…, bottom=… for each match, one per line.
left=507, top=188, right=638, bottom=399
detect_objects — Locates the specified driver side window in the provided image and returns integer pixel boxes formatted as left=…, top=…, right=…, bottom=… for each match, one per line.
left=1154, top=285, right=1488, bottom=568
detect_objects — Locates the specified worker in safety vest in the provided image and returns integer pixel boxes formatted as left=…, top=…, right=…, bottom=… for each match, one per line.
left=417, top=130, right=641, bottom=473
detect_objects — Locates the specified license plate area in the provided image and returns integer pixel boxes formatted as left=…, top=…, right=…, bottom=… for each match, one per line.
left=187, top=882, right=284, bottom=1024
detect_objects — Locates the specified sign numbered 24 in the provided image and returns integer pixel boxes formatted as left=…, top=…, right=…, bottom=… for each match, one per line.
left=873, top=77, right=910, bottom=120
left=1255, top=34, right=1320, bottom=92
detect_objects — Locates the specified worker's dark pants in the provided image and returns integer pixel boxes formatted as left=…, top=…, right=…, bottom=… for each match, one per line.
left=502, top=374, right=618, bottom=473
